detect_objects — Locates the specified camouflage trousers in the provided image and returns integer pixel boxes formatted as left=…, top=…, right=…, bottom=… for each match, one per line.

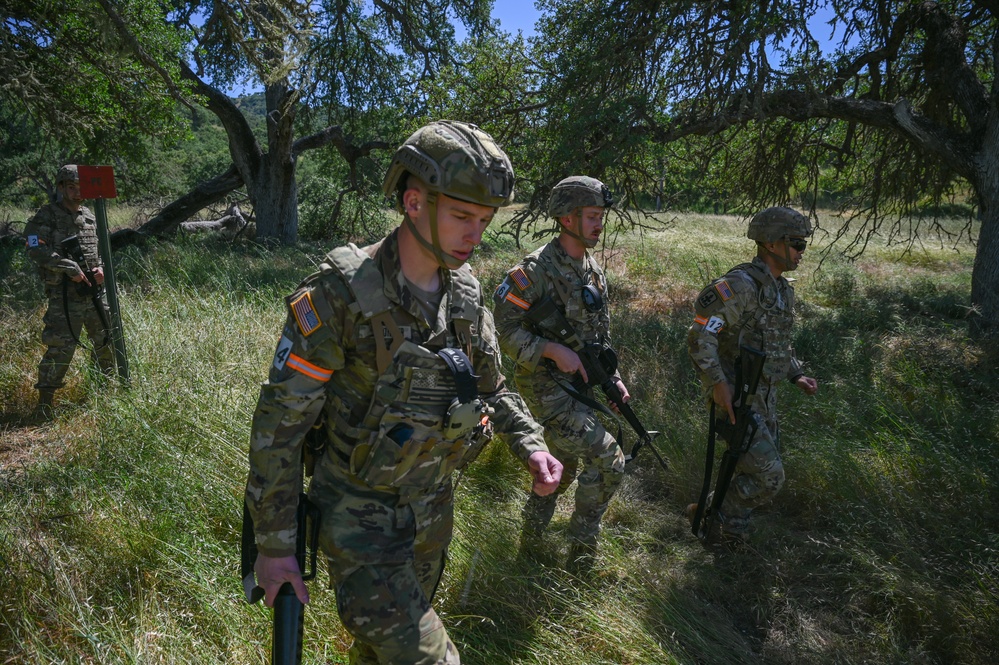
left=36, top=285, right=114, bottom=390
left=710, top=408, right=785, bottom=535
left=522, top=391, right=625, bottom=546
left=309, top=459, right=460, bottom=665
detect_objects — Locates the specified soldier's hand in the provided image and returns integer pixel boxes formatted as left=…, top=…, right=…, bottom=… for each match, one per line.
left=70, top=269, right=91, bottom=286
left=608, top=379, right=630, bottom=413
left=255, top=554, right=309, bottom=607
left=527, top=451, right=562, bottom=496
left=795, top=375, right=818, bottom=396
left=713, top=381, right=736, bottom=424
left=542, top=342, right=588, bottom=383
left=92, top=266, right=105, bottom=285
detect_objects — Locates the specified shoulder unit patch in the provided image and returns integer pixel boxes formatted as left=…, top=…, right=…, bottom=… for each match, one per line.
left=697, top=288, right=718, bottom=310
left=290, top=290, right=322, bottom=336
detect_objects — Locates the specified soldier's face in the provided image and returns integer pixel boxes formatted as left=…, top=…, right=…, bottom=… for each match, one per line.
left=432, top=194, right=495, bottom=265
left=775, top=236, right=806, bottom=271
left=568, top=206, right=604, bottom=248
left=58, top=181, right=83, bottom=207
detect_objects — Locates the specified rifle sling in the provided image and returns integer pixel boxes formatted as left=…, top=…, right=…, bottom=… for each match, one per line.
left=544, top=364, right=623, bottom=443
left=691, top=402, right=717, bottom=537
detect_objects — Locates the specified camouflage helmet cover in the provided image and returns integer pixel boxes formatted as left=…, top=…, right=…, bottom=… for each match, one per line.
left=382, top=120, right=515, bottom=208
left=56, top=164, right=79, bottom=184
left=548, top=176, right=614, bottom=218
left=747, top=206, right=813, bottom=242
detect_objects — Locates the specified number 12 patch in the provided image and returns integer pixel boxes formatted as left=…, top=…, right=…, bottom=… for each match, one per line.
left=704, top=316, right=725, bottom=334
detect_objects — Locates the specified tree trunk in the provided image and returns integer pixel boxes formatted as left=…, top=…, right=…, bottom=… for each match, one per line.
left=970, top=191, right=999, bottom=341
left=138, top=165, right=244, bottom=237
left=252, top=154, right=299, bottom=244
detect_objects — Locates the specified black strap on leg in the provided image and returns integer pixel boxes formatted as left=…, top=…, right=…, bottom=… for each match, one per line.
left=691, top=402, right=716, bottom=537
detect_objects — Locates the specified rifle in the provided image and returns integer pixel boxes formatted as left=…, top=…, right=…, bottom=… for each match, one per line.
left=60, top=234, right=112, bottom=333
left=524, top=294, right=667, bottom=473
left=241, top=493, right=321, bottom=665
left=690, top=345, right=767, bottom=541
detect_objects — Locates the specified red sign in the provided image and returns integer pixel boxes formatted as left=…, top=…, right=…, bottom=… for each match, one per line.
left=77, top=165, right=118, bottom=199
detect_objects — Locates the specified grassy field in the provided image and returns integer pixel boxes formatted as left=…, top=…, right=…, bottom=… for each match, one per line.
left=1, top=208, right=996, bottom=664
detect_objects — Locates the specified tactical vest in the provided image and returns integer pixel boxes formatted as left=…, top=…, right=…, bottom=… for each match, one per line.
left=34, top=205, right=100, bottom=285
left=728, top=262, right=796, bottom=383
left=527, top=243, right=608, bottom=345
left=320, top=244, right=493, bottom=493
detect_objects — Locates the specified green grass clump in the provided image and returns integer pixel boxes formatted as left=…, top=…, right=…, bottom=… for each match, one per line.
left=1, top=210, right=997, bottom=664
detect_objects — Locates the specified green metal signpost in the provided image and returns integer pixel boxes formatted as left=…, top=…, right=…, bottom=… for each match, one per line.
left=77, top=165, right=129, bottom=385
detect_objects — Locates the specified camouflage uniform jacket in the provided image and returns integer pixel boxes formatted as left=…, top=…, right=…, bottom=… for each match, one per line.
left=24, top=202, right=102, bottom=287
left=247, top=229, right=548, bottom=557
left=688, top=256, right=804, bottom=408
left=493, top=238, right=619, bottom=403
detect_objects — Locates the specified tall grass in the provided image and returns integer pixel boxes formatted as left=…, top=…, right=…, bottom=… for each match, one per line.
left=1, top=211, right=996, bottom=664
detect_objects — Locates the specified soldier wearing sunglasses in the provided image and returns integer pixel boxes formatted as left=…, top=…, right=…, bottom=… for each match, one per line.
left=686, top=206, right=819, bottom=548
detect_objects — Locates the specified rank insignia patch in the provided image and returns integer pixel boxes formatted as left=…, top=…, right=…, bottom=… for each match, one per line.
left=715, top=279, right=734, bottom=301
left=290, top=291, right=321, bottom=336
left=510, top=267, right=531, bottom=290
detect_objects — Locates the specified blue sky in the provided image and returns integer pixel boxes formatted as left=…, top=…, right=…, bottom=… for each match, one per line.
left=491, top=0, right=542, bottom=36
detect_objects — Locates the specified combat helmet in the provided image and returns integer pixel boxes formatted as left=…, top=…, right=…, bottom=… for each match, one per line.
left=382, top=121, right=514, bottom=270
left=548, top=176, right=613, bottom=219
left=382, top=120, right=515, bottom=209
left=747, top=206, right=812, bottom=243
left=56, top=164, right=79, bottom=185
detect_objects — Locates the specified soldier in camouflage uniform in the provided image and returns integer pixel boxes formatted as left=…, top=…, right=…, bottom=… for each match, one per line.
left=686, top=207, right=819, bottom=546
left=23, top=164, right=114, bottom=415
left=493, top=176, right=627, bottom=560
left=245, top=121, right=562, bottom=665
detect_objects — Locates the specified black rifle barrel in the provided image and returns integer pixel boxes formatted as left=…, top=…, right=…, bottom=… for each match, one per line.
left=272, top=584, right=305, bottom=665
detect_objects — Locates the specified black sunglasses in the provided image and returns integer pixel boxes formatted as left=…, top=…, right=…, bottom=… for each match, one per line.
left=787, top=237, right=808, bottom=251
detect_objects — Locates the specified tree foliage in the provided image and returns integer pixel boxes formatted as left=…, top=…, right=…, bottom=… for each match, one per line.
left=1, top=0, right=190, bottom=157
left=523, top=0, right=999, bottom=338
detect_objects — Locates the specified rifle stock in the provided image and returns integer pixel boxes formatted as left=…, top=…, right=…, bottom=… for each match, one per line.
left=241, top=494, right=321, bottom=665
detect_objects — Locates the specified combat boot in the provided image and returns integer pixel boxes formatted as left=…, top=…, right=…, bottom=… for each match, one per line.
left=566, top=537, right=597, bottom=574
left=34, top=388, right=56, bottom=420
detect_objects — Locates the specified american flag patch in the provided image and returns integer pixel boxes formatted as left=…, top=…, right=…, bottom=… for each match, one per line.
left=290, top=291, right=321, bottom=336
left=715, top=280, right=734, bottom=301
left=510, top=267, right=531, bottom=290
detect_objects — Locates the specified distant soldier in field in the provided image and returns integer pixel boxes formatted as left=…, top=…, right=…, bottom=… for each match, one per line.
left=686, top=206, right=819, bottom=547
left=244, top=120, right=562, bottom=664
left=23, top=164, right=114, bottom=417
left=493, top=176, right=627, bottom=565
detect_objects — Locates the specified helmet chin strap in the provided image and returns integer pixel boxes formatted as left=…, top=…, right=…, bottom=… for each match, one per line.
left=404, top=192, right=468, bottom=270
left=764, top=239, right=796, bottom=272
left=561, top=210, right=599, bottom=248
